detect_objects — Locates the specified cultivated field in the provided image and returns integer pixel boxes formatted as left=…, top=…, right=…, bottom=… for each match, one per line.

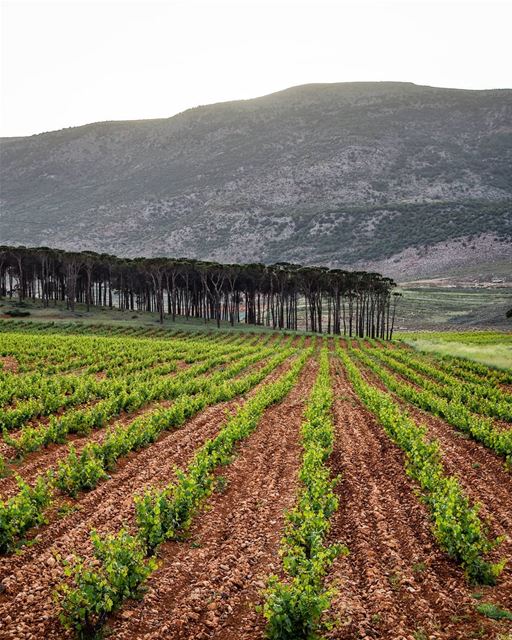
left=400, top=330, right=512, bottom=370
left=0, top=322, right=511, bottom=640
left=394, top=288, right=512, bottom=332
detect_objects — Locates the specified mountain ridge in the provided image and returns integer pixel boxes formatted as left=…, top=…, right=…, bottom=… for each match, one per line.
left=9, top=80, right=511, bottom=136
left=1, top=81, right=511, bottom=281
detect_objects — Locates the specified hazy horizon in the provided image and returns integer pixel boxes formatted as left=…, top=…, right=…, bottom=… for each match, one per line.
left=1, top=0, right=512, bottom=137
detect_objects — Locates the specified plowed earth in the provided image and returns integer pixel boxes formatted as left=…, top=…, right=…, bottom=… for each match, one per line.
left=0, top=353, right=274, bottom=496
left=356, top=358, right=512, bottom=613
left=0, top=354, right=297, bottom=639
left=0, top=357, right=19, bottom=373
left=1, top=340, right=511, bottom=640
left=0, top=399, right=172, bottom=498
left=107, top=357, right=318, bottom=640
left=357, top=360, right=512, bottom=537
left=374, top=355, right=512, bottom=431
left=327, top=358, right=512, bottom=639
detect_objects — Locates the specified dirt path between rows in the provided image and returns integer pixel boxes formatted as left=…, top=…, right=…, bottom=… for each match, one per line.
left=401, top=403, right=512, bottom=610
left=355, top=358, right=512, bottom=605
left=108, top=357, right=318, bottom=640
left=324, top=359, right=508, bottom=640
left=0, top=356, right=19, bottom=373
left=0, top=399, right=172, bottom=498
left=0, top=367, right=181, bottom=457
left=0, top=354, right=299, bottom=640
left=0, top=353, right=275, bottom=497
left=373, top=352, right=512, bottom=431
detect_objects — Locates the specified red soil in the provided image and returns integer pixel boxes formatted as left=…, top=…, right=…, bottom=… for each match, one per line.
left=108, top=357, right=318, bottom=640
left=0, top=357, right=19, bottom=373
left=0, top=354, right=299, bottom=639
left=329, top=358, right=512, bottom=639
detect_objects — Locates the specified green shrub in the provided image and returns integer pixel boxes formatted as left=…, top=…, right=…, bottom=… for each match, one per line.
left=476, top=602, right=512, bottom=621
left=0, top=476, right=51, bottom=553
left=264, top=575, right=334, bottom=640
left=58, top=529, right=156, bottom=638
left=264, top=346, right=343, bottom=639
left=54, top=445, right=107, bottom=497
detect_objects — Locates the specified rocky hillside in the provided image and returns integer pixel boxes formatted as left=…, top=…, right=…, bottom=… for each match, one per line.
left=1, top=82, right=511, bottom=280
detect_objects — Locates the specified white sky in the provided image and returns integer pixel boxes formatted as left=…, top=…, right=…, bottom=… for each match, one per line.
left=1, top=0, right=511, bottom=137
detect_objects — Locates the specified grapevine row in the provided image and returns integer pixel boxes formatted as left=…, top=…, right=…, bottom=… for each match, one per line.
left=264, top=345, right=344, bottom=639
left=352, top=346, right=512, bottom=464
left=0, top=335, right=269, bottom=454
left=0, top=338, right=297, bottom=553
left=0, top=328, right=252, bottom=381
left=338, top=345, right=504, bottom=584
left=56, top=344, right=314, bottom=637
left=362, top=342, right=512, bottom=422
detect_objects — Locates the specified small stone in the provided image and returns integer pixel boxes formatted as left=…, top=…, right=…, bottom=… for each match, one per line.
left=205, top=615, right=219, bottom=628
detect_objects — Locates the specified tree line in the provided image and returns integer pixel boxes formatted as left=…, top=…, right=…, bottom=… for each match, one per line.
left=0, top=246, right=401, bottom=338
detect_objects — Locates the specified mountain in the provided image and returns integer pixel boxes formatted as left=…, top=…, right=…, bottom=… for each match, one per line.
left=1, top=81, right=511, bottom=281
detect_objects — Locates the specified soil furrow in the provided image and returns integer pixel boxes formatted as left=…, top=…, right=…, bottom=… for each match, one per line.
left=0, top=355, right=295, bottom=640
left=0, top=399, right=172, bottom=498
left=369, top=352, right=512, bottom=430
left=324, top=360, right=507, bottom=640
left=107, top=358, right=318, bottom=640
left=0, top=354, right=274, bottom=495
left=400, top=403, right=512, bottom=608
left=0, top=356, right=19, bottom=373
left=356, top=359, right=512, bottom=587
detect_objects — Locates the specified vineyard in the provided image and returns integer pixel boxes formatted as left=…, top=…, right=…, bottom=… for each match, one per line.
left=0, top=322, right=511, bottom=640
